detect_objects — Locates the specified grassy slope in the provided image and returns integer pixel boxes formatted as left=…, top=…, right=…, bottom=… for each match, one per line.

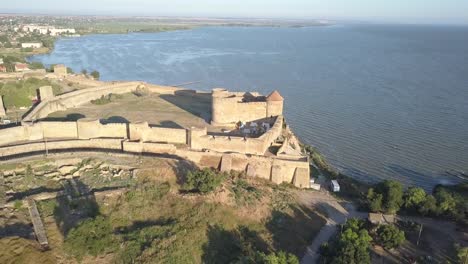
left=13, top=162, right=324, bottom=263
left=0, top=78, right=62, bottom=108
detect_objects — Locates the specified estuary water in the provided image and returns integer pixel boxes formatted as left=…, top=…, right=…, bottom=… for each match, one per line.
left=31, top=24, right=468, bottom=190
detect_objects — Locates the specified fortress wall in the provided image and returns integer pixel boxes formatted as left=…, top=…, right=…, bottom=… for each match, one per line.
left=129, top=122, right=187, bottom=144
left=189, top=116, right=283, bottom=156
left=175, top=150, right=310, bottom=187
left=212, top=96, right=239, bottom=125
left=123, top=141, right=177, bottom=154
left=0, top=126, right=29, bottom=146
left=77, top=119, right=127, bottom=139
left=23, top=82, right=142, bottom=122
left=0, top=137, right=309, bottom=187
left=145, top=84, right=184, bottom=95
left=192, top=135, right=266, bottom=155
left=41, top=122, right=78, bottom=138
left=212, top=95, right=267, bottom=125
left=259, top=116, right=283, bottom=150
left=236, top=102, right=267, bottom=122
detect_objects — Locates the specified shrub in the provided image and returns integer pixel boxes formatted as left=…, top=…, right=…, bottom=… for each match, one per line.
left=320, top=218, right=372, bottom=264
left=64, top=216, right=118, bottom=260
left=14, top=200, right=23, bottom=210
left=403, top=187, right=427, bottom=211
left=183, top=168, right=226, bottom=193
left=256, top=251, right=299, bottom=264
left=367, top=188, right=383, bottom=212
left=366, top=180, right=403, bottom=214
left=376, top=224, right=405, bottom=249
left=90, top=70, right=100, bottom=80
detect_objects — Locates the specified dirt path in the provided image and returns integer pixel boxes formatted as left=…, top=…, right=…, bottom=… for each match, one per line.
left=298, top=191, right=367, bottom=264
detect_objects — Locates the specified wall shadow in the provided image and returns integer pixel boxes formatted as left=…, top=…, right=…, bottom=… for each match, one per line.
left=150, top=120, right=184, bottom=129
left=266, top=205, right=327, bottom=257
left=53, top=178, right=99, bottom=236
left=201, top=224, right=270, bottom=264
left=100, top=116, right=129, bottom=124
left=0, top=222, right=34, bottom=240
left=167, top=159, right=198, bottom=186
left=160, top=92, right=212, bottom=123
left=41, top=113, right=86, bottom=122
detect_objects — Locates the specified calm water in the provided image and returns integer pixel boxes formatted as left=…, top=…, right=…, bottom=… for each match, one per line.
left=31, top=24, right=468, bottom=190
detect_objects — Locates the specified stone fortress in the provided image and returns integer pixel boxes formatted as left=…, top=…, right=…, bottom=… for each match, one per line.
left=0, top=68, right=311, bottom=188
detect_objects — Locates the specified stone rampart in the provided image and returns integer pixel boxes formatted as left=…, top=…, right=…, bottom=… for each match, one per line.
left=0, top=136, right=309, bottom=188
left=77, top=119, right=127, bottom=139
left=129, top=122, right=187, bottom=144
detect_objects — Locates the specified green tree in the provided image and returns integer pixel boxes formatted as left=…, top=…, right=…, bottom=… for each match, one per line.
left=320, top=219, right=372, bottom=264
left=418, top=194, right=438, bottom=215
left=256, top=251, right=299, bottom=264
left=90, top=70, right=100, bottom=80
left=376, top=225, right=405, bottom=249
left=376, top=180, right=404, bottom=214
left=403, top=187, right=427, bottom=210
left=183, top=168, right=226, bottom=193
left=67, top=67, right=74, bottom=74
left=81, top=69, right=87, bottom=75
left=367, top=188, right=383, bottom=212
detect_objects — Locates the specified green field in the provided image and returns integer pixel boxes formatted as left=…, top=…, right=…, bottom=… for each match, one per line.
left=0, top=78, right=62, bottom=108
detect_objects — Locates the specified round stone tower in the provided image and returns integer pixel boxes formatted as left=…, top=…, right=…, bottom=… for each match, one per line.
left=266, top=90, right=284, bottom=117
left=211, top=88, right=236, bottom=125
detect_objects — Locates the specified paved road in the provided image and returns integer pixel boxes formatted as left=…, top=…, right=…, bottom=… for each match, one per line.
left=298, top=191, right=367, bottom=264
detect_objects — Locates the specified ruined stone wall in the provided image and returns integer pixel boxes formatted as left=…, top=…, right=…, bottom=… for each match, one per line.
left=129, top=122, right=187, bottom=144
left=38, top=86, right=54, bottom=101
left=175, top=149, right=310, bottom=188
left=0, top=96, right=5, bottom=117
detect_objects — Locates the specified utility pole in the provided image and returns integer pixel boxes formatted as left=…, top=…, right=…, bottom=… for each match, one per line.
left=416, top=223, right=423, bottom=246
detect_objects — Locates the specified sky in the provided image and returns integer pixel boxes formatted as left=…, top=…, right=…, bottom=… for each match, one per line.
left=1, top=0, right=468, bottom=24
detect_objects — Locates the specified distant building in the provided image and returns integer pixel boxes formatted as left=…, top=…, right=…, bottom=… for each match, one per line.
left=21, top=42, right=43, bottom=49
left=53, top=64, right=68, bottom=77
left=0, top=58, right=3, bottom=64
left=14, top=63, right=30, bottom=72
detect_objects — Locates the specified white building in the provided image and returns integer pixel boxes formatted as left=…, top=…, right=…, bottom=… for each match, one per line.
left=21, top=42, right=43, bottom=49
